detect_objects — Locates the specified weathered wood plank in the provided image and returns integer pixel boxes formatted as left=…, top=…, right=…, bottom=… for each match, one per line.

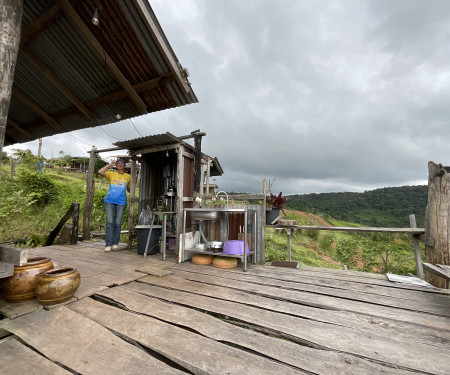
left=171, top=264, right=450, bottom=312
left=252, top=264, right=450, bottom=294
left=0, top=261, right=13, bottom=278
left=174, top=262, right=448, bottom=302
left=0, top=299, right=42, bottom=319
left=167, top=268, right=450, bottom=321
left=125, top=281, right=450, bottom=374
left=0, top=307, right=187, bottom=375
left=423, top=262, right=450, bottom=281
left=138, top=273, right=450, bottom=333
left=69, top=297, right=304, bottom=375
left=0, top=339, right=72, bottom=375
left=296, top=225, right=425, bottom=234
left=0, top=244, right=28, bottom=265
left=89, top=286, right=415, bottom=375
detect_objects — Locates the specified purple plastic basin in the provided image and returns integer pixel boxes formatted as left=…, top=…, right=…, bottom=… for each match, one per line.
left=222, top=240, right=249, bottom=255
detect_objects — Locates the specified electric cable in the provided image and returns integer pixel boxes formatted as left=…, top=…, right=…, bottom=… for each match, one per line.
left=129, top=117, right=143, bottom=137
left=98, top=125, right=124, bottom=140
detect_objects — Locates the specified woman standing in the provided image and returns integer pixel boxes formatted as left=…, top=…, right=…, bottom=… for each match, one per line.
left=98, top=158, right=130, bottom=252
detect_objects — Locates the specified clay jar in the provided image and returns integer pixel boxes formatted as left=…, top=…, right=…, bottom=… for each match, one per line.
left=36, top=267, right=81, bottom=306
left=2, top=257, right=54, bottom=303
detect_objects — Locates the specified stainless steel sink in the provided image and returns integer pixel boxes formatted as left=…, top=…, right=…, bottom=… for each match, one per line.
left=191, top=211, right=220, bottom=221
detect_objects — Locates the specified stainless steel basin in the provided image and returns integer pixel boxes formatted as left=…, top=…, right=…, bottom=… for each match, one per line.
left=191, top=211, right=220, bottom=221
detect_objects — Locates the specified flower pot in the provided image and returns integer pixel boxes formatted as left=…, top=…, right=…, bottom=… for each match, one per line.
left=266, top=207, right=281, bottom=224
left=213, top=256, right=238, bottom=269
left=36, top=267, right=81, bottom=306
left=2, top=257, right=54, bottom=303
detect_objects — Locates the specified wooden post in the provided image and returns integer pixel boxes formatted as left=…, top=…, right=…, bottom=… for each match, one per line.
left=424, top=161, right=450, bottom=288
left=175, top=144, right=185, bottom=259
left=83, top=148, right=96, bottom=240
left=127, top=158, right=137, bottom=249
left=287, top=228, right=291, bottom=262
left=261, top=179, right=266, bottom=262
left=409, top=214, right=424, bottom=279
left=0, top=0, right=23, bottom=169
left=70, top=202, right=79, bottom=244
left=206, top=157, right=211, bottom=195
left=193, top=134, right=202, bottom=196
left=37, top=138, right=42, bottom=159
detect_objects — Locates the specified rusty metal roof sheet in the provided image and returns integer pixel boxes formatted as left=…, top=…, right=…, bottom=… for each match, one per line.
left=114, top=132, right=224, bottom=176
left=113, top=132, right=180, bottom=150
left=5, top=0, right=198, bottom=146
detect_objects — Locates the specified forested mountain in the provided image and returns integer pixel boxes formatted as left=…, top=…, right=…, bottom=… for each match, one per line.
left=287, top=185, right=428, bottom=228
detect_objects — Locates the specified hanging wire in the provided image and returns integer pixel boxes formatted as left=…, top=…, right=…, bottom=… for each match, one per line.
left=129, top=117, right=143, bottom=137
left=98, top=125, right=124, bottom=140
left=66, top=132, right=110, bottom=149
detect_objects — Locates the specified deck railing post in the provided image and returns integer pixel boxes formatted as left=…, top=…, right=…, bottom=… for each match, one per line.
left=424, top=161, right=450, bottom=288
left=409, top=214, right=424, bottom=279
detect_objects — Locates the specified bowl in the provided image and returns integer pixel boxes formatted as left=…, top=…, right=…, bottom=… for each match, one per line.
left=222, top=240, right=249, bottom=255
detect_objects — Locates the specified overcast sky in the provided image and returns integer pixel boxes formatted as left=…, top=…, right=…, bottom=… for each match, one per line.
left=6, top=0, right=450, bottom=195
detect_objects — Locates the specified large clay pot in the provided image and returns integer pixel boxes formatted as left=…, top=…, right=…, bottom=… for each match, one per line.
left=36, top=267, right=81, bottom=306
left=2, top=257, right=54, bottom=303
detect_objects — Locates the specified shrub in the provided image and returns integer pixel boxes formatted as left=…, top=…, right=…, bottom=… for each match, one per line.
left=17, top=169, right=58, bottom=206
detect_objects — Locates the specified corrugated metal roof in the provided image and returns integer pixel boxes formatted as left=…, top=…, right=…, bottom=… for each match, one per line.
left=5, top=0, right=198, bottom=146
left=113, top=132, right=180, bottom=150
left=114, top=132, right=224, bottom=176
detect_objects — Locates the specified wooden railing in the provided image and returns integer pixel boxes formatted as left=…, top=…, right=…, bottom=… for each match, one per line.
left=269, top=214, right=429, bottom=280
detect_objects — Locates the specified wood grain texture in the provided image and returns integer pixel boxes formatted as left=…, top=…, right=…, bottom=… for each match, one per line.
left=127, top=280, right=450, bottom=374
left=69, top=297, right=304, bottom=375
left=0, top=307, right=186, bottom=375
left=0, top=338, right=72, bottom=375
left=90, top=286, right=412, bottom=375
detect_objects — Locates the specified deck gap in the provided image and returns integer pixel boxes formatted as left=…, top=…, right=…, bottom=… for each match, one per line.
left=91, top=293, right=220, bottom=337
left=109, top=329, right=194, bottom=374
left=10, top=335, right=82, bottom=374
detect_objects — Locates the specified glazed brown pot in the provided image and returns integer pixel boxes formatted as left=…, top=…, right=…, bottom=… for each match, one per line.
left=2, top=257, right=54, bottom=303
left=36, top=267, right=81, bottom=306
left=191, top=254, right=214, bottom=265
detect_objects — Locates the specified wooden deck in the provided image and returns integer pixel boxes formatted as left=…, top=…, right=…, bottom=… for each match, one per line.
left=1, top=240, right=450, bottom=375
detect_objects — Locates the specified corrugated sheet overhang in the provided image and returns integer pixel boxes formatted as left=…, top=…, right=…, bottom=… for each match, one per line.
left=5, top=0, right=198, bottom=146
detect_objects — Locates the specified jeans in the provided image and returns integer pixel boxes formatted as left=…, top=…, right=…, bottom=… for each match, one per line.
left=104, top=202, right=126, bottom=247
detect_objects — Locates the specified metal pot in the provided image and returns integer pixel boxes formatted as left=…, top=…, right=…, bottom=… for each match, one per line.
left=207, top=241, right=223, bottom=249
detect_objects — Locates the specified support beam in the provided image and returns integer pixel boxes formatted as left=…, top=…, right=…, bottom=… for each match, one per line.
left=7, top=74, right=176, bottom=139
left=7, top=117, right=33, bottom=138
left=57, top=0, right=148, bottom=113
left=12, top=87, right=61, bottom=129
left=193, top=133, right=202, bottom=195
left=20, top=4, right=62, bottom=44
left=83, top=148, right=97, bottom=240
left=20, top=45, right=97, bottom=122
left=0, top=0, right=23, bottom=169
left=128, top=159, right=137, bottom=249
left=133, top=0, right=191, bottom=94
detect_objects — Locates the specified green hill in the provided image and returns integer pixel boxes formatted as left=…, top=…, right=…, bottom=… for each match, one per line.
left=287, top=185, right=428, bottom=228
